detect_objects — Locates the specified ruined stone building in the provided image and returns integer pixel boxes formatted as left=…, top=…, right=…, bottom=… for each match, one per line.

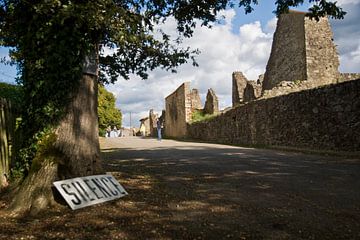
left=263, top=10, right=340, bottom=90
left=232, top=72, right=247, bottom=107
left=190, top=89, right=202, bottom=110
left=149, top=109, right=158, bottom=137
left=162, top=11, right=359, bottom=151
left=203, top=88, right=219, bottom=115
left=139, top=109, right=165, bottom=137
left=164, top=82, right=219, bottom=138
left=231, top=10, right=360, bottom=106
left=139, top=117, right=150, bottom=136
left=232, top=72, right=263, bottom=106
left=164, top=82, right=201, bottom=137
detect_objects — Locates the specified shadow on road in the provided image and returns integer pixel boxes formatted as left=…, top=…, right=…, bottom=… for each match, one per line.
left=1, top=142, right=359, bottom=240
left=98, top=144, right=360, bottom=239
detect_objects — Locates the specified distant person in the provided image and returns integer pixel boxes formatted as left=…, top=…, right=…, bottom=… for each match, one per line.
left=106, top=126, right=111, bottom=138
left=156, top=119, right=162, bottom=141
left=110, top=126, right=118, bottom=138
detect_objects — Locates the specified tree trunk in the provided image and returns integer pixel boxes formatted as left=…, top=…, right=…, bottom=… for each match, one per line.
left=0, top=98, right=12, bottom=190
left=9, top=74, right=103, bottom=215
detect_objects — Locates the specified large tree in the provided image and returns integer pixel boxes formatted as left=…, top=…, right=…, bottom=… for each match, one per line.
left=0, top=0, right=345, bottom=215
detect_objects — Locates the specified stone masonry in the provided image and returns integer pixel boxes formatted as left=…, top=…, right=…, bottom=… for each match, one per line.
left=189, top=78, right=360, bottom=152
left=232, top=72, right=248, bottom=107
left=243, top=81, right=262, bottom=102
left=149, top=109, right=158, bottom=137
left=203, top=88, right=219, bottom=115
left=164, top=82, right=189, bottom=137
left=190, top=89, right=202, bottom=110
left=164, top=82, right=204, bottom=138
left=139, top=117, right=150, bottom=136
left=232, top=73, right=263, bottom=103
left=164, top=12, right=359, bottom=147
left=305, top=14, right=340, bottom=84
left=339, top=73, right=360, bottom=83
left=263, top=11, right=340, bottom=91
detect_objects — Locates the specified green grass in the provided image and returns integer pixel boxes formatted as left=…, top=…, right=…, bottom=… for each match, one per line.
left=190, top=109, right=218, bottom=124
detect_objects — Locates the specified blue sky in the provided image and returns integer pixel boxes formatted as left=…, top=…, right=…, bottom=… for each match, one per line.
left=232, top=1, right=310, bottom=30
left=1, top=1, right=359, bottom=128
left=0, top=47, right=17, bottom=83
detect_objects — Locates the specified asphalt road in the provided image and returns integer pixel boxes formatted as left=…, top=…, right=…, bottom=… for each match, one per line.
left=100, top=137, right=360, bottom=239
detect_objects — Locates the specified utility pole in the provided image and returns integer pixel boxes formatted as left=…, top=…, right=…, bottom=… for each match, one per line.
left=129, top=112, right=132, bottom=128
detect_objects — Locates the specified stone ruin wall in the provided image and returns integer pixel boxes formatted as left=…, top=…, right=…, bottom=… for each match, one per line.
left=188, top=79, right=360, bottom=152
left=164, top=82, right=189, bottom=138
left=139, top=117, right=151, bottom=136
left=263, top=11, right=342, bottom=91
left=164, top=82, right=204, bottom=138
left=165, top=12, right=359, bottom=148
left=232, top=72, right=263, bottom=105
left=203, top=88, right=219, bottom=115
left=339, top=73, right=360, bottom=82
left=263, top=12, right=307, bottom=91
left=149, top=109, right=158, bottom=137
left=304, top=15, right=340, bottom=85
left=232, top=72, right=248, bottom=106
left=235, top=11, right=358, bottom=103
left=243, top=81, right=262, bottom=102
left=190, top=89, right=202, bottom=110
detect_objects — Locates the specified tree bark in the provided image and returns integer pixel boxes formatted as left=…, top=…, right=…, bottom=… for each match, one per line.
left=9, top=73, right=103, bottom=215
left=0, top=99, right=11, bottom=190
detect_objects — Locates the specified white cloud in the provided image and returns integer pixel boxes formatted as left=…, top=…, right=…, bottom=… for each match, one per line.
left=107, top=9, right=274, bottom=128
left=265, top=17, right=278, bottom=33
left=107, top=5, right=360, bottom=129
left=330, top=1, right=360, bottom=73
left=339, top=44, right=360, bottom=72
left=336, top=0, right=360, bottom=6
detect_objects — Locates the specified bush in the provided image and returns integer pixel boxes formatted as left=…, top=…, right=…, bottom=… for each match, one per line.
left=190, top=109, right=218, bottom=123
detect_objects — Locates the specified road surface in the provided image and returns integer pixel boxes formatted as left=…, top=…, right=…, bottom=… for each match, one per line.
left=100, top=137, right=360, bottom=239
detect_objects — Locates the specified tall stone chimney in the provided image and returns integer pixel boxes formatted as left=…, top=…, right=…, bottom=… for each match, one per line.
left=263, top=11, right=340, bottom=91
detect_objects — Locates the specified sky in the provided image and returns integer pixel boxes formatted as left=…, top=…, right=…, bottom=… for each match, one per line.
left=1, top=0, right=359, bottom=128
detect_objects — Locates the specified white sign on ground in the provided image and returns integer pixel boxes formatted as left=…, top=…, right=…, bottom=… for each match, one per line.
left=53, top=174, right=128, bottom=210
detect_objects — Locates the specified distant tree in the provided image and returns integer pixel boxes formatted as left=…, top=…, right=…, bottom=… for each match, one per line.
left=0, top=82, right=23, bottom=110
left=98, top=84, right=122, bottom=136
left=0, top=0, right=345, bottom=214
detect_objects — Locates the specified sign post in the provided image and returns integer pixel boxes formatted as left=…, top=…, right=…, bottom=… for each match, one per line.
left=53, top=174, right=128, bottom=210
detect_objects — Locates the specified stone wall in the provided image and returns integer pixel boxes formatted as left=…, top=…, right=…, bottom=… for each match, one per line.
left=203, top=88, right=219, bottom=114
left=139, top=117, right=150, bottom=136
left=263, top=11, right=307, bottom=90
left=149, top=109, right=158, bottom=137
left=164, top=82, right=190, bottom=137
left=190, top=89, right=202, bottom=110
left=232, top=72, right=248, bottom=107
left=188, top=79, right=360, bottom=152
left=339, top=73, right=360, bottom=83
left=164, top=83, right=202, bottom=137
left=244, top=81, right=262, bottom=102
left=304, top=15, right=340, bottom=86
left=263, top=11, right=340, bottom=91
